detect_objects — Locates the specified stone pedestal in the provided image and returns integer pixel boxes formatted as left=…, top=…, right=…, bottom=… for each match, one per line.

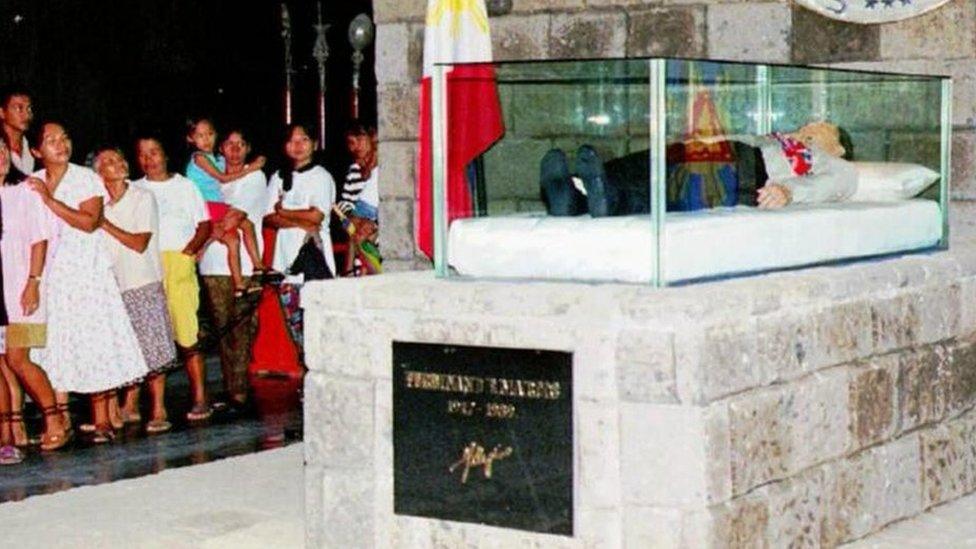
left=303, top=241, right=976, bottom=547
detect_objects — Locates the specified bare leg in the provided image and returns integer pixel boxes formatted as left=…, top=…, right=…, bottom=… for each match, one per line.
left=122, top=384, right=141, bottom=422
left=5, top=347, right=65, bottom=441
left=220, top=230, right=244, bottom=290
left=55, top=391, right=70, bottom=431
left=0, top=362, right=26, bottom=445
left=107, top=391, right=124, bottom=430
left=147, top=373, right=167, bottom=422
left=238, top=217, right=265, bottom=269
left=0, top=358, right=11, bottom=446
left=184, top=348, right=210, bottom=421
left=90, top=393, right=113, bottom=442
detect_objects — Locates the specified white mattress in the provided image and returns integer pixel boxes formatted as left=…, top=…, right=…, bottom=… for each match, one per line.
left=447, top=200, right=943, bottom=283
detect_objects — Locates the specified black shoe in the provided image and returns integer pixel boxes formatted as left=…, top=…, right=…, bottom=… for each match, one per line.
left=540, top=149, right=585, bottom=216
left=576, top=145, right=620, bottom=217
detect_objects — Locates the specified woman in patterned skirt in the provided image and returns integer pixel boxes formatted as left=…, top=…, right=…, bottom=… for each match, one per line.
left=93, top=146, right=177, bottom=435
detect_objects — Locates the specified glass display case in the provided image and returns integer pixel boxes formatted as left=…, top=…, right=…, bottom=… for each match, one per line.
left=430, top=58, right=951, bottom=286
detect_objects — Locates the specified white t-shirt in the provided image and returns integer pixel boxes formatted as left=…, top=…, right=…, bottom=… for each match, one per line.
left=265, top=165, right=336, bottom=283
left=132, top=174, right=208, bottom=252
left=199, top=171, right=268, bottom=276
left=11, top=135, right=33, bottom=176
left=103, top=184, right=163, bottom=291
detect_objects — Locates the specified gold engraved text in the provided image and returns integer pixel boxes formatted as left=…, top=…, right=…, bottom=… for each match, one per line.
left=487, top=377, right=560, bottom=400
left=404, top=370, right=560, bottom=401
left=485, top=402, right=516, bottom=419
left=448, top=442, right=514, bottom=484
left=447, top=400, right=478, bottom=416
left=404, top=371, right=484, bottom=395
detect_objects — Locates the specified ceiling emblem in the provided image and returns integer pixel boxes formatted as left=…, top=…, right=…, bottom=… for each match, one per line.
left=794, top=0, right=953, bottom=23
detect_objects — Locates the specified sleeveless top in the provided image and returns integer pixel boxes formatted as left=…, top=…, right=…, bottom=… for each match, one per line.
left=185, top=152, right=225, bottom=202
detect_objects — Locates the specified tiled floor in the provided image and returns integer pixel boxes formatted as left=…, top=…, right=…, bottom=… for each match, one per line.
left=0, top=357, right=303, bottom=503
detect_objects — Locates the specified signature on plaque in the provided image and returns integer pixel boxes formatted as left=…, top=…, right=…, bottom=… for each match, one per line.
left=448, top=442, right=513, bottom=484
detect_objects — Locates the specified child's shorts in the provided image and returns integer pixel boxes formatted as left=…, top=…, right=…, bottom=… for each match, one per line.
left=206, top=201, right=231, bottom=221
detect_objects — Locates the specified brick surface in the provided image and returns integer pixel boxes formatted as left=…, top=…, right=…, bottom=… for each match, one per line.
left=791, top=5, right=880, bottom=64
left=627, top=7, right=706, bottom=58
left=549, top=12, right=626, bottom=59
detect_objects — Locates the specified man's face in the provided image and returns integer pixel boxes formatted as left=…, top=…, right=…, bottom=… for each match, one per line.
left=137, top=139, right=167, bottom=179
left=0, top=95, right=33, bottom=133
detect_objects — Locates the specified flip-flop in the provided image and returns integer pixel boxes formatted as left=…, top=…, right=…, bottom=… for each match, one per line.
left=186, top=405, right=212, bottom=422
left=146, top=419, right=172, bottom=434
left=91, top=429, right=115, bottom=444
left=0, top=445, right=23, bottom=465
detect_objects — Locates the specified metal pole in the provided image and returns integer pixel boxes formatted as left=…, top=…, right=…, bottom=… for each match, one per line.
left=281, top=3, right=294, bottom=125
left=312, top=2, right=331, bottom=149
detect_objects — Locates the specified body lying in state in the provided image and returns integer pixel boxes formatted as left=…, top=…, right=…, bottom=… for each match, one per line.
left=539, top=121, right=857, bottom=217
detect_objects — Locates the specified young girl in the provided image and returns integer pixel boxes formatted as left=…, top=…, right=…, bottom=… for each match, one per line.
left=264, top=123, right=337, bottom=350
left=185, top=118, right=272, bottom=297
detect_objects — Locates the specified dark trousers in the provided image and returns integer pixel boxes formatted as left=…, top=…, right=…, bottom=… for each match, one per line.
left=201, top=276, right=258, bottom=402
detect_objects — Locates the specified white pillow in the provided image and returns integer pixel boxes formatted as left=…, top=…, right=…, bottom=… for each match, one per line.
left=849, top=161, right=940, bottom=202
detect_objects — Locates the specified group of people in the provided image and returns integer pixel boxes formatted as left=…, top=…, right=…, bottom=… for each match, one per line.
left=0, top=86, right=380, bottom=465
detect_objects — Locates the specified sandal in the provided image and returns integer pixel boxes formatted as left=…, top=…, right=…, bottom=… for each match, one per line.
left=234, top=284, right=263, bottom=299
left=122, top=410, right=143, bottom=425
left=38, top=406, right=73, bottom=452
left=7, top=412, right=39, bottom=448
left=253, top=268, right=284, bottom=284
left=146, top=419, right=172, bottom=434
left=186, top=404, right=212, bottom=422
left=57, top=403, right=73, bottom=433
left=91, top=428, right=115, bottom=444
left=0, top=445, right=23, bottom=465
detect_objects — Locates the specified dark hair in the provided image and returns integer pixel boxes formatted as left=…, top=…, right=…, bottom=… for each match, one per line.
left=134, top=132, right=166, bottom=152
left=279, top=122, right=316, bottom=192
left=28, top=120, right=64, bottom=151
left=0, top=84, right=30, bottom=109
left=220, top=126, right=249, bottom=146
left=89, top=144, right=125, bottom=170
left=838, top=126, right=854, bottom=161
left=345, top=121, right=376, bottom=138
left=186, top=116, right=216, bottom=138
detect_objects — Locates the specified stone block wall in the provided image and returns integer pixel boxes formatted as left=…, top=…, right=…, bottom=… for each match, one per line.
left=373, top=0, right=976, bottom=269
left=303, top=227, right=976, bottom=546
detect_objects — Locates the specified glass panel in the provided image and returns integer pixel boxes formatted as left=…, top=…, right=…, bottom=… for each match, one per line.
left=433, top=58, right=950, bottom=285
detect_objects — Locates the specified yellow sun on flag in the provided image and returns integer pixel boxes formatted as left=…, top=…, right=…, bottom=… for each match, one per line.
left=427, top=0, right=490, bottom=37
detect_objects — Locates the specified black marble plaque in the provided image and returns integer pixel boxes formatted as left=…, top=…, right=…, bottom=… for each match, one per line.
left=393, top=341, right=574, bottom=536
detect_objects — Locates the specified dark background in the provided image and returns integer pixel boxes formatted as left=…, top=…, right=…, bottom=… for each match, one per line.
left=0, top=0, right=376, bottom=177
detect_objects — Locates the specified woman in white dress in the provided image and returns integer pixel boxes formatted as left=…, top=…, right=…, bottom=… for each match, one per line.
left=28, top=121, right=149, bottom=442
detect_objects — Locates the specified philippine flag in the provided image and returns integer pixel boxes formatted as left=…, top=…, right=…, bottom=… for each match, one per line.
left=415, top=0, right=505, bottom=259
